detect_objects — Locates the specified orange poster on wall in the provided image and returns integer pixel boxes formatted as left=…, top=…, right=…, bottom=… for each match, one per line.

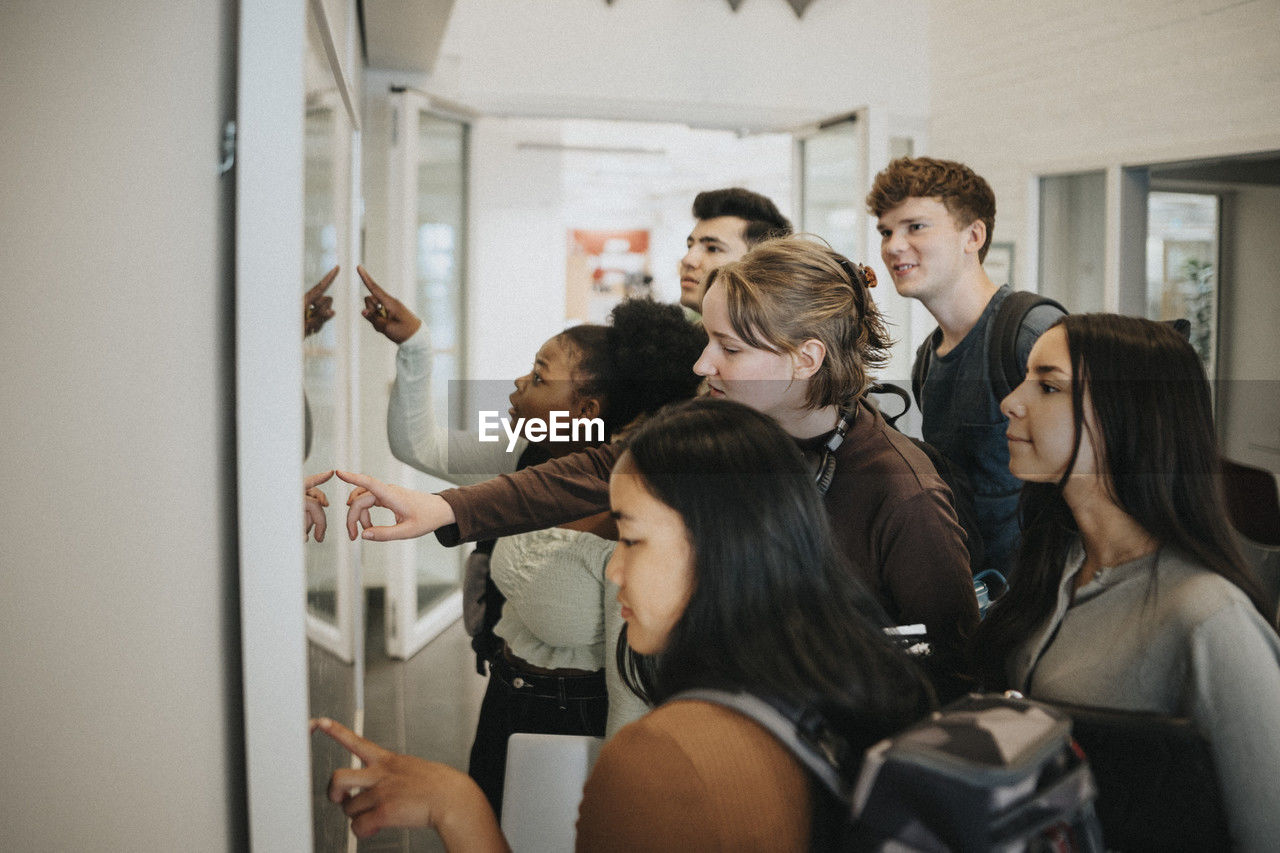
left=566, top=229, right=652, bottom=324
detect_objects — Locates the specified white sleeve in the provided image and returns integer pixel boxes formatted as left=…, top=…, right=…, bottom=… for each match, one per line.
left=386, top=325, right=524, bottom=485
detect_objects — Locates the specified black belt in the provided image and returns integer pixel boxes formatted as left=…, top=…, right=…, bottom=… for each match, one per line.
left=487, top=651, right=608, bottom=703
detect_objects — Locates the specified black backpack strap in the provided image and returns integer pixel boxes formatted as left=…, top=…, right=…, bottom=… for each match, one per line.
left=866, top=382, right=911, bottom=429
left=988, top=291, right=1067, bottom=403
left=669, top=688, right=850, bottom=799
left=910, top=333, right=935, bottom=408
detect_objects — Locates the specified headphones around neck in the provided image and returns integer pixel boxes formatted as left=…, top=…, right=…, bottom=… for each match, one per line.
left=814, top=402, right=858, bottom=496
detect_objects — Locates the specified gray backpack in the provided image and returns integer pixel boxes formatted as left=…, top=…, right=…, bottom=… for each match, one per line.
left=672, top=689, right=1104, bottom=852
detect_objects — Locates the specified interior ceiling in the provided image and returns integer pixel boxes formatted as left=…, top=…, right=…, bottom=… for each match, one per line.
left=360, top=0, right=456, bottom=73
left=357, top=0, right=850, bottom=131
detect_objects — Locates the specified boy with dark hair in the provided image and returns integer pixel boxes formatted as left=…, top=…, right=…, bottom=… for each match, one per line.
left=679, top=187, right=792, bottom=314
left=869, top=157, right=1064, bottom=580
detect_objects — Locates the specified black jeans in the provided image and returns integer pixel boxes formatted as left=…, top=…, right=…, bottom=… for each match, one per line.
left=467, top=658, right=608, bottom=816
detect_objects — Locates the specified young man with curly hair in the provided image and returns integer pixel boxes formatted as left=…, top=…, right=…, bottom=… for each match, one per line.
left=868, top=157, right=1065, bottom=580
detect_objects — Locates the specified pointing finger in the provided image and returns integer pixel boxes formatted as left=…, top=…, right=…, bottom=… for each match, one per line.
left=305, top=470, right=335, bottom=489
left=307, top=265, right=341, bottom=302
left=312, top=717, right=389, bottom=766
left=356, top=266, right=388, bottom=301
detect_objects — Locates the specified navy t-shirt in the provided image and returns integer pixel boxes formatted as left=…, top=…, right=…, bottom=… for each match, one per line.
left=916, top=286, right=1064, bottom=578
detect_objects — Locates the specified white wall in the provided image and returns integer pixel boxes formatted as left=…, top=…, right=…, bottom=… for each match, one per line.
left=0, top=1, right=243, bottom=849
left=927, top=0, right=1280, bottom=294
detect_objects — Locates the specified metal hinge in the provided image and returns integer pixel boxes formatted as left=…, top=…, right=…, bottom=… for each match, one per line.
left=218, top=120, right=237, bottom=176
left=388, top=599, right=397, bottom=639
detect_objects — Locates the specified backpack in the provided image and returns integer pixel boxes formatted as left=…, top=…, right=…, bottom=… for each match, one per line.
left=674, top=688, right=1105, bottom=853
left=911, top=290, right=1068, bottom=409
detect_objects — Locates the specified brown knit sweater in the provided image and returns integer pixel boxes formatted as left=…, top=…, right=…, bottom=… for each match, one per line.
left=575, top=700, right=812, bottom=851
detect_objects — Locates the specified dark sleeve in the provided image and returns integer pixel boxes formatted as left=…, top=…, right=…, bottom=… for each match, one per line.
left=877, top=487, right=980, bottom=656
left=434, top=443, right=620, bottom=545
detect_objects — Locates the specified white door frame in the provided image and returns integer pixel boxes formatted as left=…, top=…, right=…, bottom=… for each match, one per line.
left=236, top=0, right=312, bottom=848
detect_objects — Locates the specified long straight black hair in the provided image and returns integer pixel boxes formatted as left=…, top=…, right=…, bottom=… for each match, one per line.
left=974, top=314, right=1270, bottom=687
left=616, top=398, right=933, bottom=744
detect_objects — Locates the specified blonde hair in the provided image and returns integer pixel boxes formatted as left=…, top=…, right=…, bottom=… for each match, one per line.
left=707, top=236, right=892, bottom=410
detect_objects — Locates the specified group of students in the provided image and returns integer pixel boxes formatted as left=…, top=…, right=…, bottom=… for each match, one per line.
left=304, top=157, right=1280, bottom=851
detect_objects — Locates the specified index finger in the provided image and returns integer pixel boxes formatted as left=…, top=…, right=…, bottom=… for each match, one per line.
left=311, top=717, right=389, bottom=766
left=336, top=469, right=382, bottom=493
left=306, top=265, right=341, bottom=301
left=356, top=265, right=389, bottom=301
left=305, top=470, right=335, bottom=489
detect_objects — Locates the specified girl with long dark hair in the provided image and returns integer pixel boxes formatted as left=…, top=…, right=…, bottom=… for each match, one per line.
left=319, top=398, right=933, bottom=850
left=973, top=313, right=1280, bottom=851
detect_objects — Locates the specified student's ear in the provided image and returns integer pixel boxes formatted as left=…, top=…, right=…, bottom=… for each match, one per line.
left=574, top=395, right=602, bottom=421
left=963, top=218, right=988, bottom=258
left=792, top=339, right=827, bottom=380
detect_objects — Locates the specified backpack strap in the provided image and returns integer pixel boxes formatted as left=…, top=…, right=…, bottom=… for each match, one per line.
left=910, top=333, right=936, bottom=408
left=988, top=291, right=1067, bottom=403
left=866, top=382, right=911, bottom=429
left=669, top=688, right=851, bottom=799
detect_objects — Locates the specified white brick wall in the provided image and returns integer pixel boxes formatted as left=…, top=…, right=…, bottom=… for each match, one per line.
left=927, top=0, right=1280, bottom=285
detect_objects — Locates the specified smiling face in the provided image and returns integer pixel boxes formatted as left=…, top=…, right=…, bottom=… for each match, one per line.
left=508, top=334, right=584, bottom=424
left=605, top=454, right=696, bottom=655
left=679, top=216, right=751, bottom=312
left=1001, top=325, right=1099, bottom=485
left=876, top=196, right=983, bottom=303
left=692, top=282, right=807, bottom=423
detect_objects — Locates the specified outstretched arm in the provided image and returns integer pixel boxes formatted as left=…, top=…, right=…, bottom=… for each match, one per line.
left=359, top=265, right=520, bottom=484
left=312, top=717, right=508, bottom=852
left=435, top=442, right=621, bottom=545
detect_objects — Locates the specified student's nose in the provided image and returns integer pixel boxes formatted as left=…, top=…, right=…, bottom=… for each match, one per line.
left=883, top=230, right=906, bottom=255
left=604, top=547, right=623, bottom=586
left=1001, top=385, right=1026, bottom=420
left=693, top=344, right=715, bottom=377
left=680, top=245, right=699, bottom=270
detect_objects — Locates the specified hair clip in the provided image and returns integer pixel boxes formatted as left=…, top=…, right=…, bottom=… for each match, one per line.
left=836, top=256, right=878, bottom=289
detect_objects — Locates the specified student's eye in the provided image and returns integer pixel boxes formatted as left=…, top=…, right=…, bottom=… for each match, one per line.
left=618, top=538, right=637, bottom=548
left=909, top=222, right=926, bottom=231
left=707, top=245, right=722, bottom=253
left=1039, top=382, right=1059, bottom=394
left=531, top=371, right=543, bottom=386
left=722, top=346, right=740, bottom=355
left=877, top=228, right=891, bottom=238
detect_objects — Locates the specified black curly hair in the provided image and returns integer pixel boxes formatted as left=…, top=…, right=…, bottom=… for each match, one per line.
left=558, top=299, right=706, bottom=438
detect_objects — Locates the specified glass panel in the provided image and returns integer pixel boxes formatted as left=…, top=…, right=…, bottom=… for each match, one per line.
left=800, top=119, right=860, bottom=259
left=303, top=103, right=340, bottom=625
left=1146, top=191, right=1219, bottom=374
left=1038, top=171, right=1105, bottom=311
left=413, top=112, right=467, bottom=618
